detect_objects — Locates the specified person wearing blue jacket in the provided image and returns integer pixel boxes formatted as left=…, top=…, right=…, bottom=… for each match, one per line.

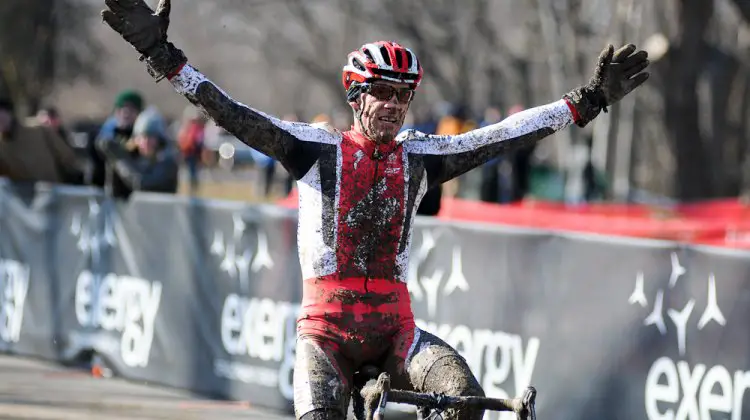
left=89, top=89, right=144, bottom=192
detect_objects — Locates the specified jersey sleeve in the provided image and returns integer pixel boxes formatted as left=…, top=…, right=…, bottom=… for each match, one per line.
left=403, top=99, right=574, bottom=186
left=168, top=64, right=338, bottom=179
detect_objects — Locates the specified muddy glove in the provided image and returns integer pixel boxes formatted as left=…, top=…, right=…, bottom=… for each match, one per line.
left=564, top=44, right=650, bottom=128
left=101, top=0, right=186, bottom=82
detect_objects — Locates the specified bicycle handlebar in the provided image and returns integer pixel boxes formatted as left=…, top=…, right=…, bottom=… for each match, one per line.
left=358, top=373, right=537, bottom=420
left=384, top=390, right=524, bottom=411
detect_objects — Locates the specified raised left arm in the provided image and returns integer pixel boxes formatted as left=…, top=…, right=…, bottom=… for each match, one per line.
left=404, top=42, right=650, bottom=187
left=403, top=99, right=574, bottom=186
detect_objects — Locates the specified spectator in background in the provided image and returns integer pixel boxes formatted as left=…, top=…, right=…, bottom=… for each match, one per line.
left=36, top=106, right=71, bottom=146
left=177, top=105, right=207, bottom=193
left=0, top=96, right=83, bottom=184
left=479, top=104, right=535, bottom=203
left=34, top=105, right=86, bottom=185
left=253, top=113, right=298, bottom=199
left=400, top=107, right=438, bottom=135
left=505, top=104, right=536, bottom=202
left=435, top=104, right=477, bottom=136
left=479, top=106, right=510, bottom=203
left=96, top=107, right=179, bottom=199
left=311, top=113, right=331, bottom=124
left=91, top=89, right=144, bottom=190
left=403, top=107, right=443, bottom=216
left=420, top=104, right=478, bottom=215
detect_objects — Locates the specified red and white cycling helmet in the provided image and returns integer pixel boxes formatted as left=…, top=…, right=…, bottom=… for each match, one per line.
left=342, top=41, right=423, bottom=92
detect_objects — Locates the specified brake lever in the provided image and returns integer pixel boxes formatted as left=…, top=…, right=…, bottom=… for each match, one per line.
left=373, top=373, right=391, bottom=420
left=516, top=386, right=537, bottom=420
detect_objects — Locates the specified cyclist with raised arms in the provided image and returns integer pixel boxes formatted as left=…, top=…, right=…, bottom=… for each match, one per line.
left=100, top=1, right=650, bottom=419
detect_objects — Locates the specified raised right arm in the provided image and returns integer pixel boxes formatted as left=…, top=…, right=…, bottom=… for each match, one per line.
left=167, top=64, right=335, bottom=179
left=100, top=0, right=339, bottom=178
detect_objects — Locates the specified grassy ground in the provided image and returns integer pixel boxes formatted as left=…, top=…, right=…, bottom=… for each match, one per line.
left=174, top=166, right=288, bottom=204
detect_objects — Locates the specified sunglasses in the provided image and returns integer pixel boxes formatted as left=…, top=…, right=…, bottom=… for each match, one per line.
left=362, top=83, right=415, bottom=104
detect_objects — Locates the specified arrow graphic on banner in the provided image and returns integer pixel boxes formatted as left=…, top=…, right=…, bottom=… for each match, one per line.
left=629, top=252, right=726, bottom=356
left=666, top=299, right=695, bottom=356
left=628, top=271, right=648, bottom=307
left=71, top=198, right=117, bottom=266
left=697, top=274, right=726, bottom=330
left=643, top=289, right=666, bottom=334
left=211, top=212, right=274, bottom=293
left=443, top=247, right=470, bottom=296
left=407, top=229, right=436, bottom=302
left=407, top=229, right=470, bottom=318
left=668, top=252, right=686, bottom=288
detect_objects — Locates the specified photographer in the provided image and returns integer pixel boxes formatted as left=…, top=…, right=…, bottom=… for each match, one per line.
left=90, top=89, right=144, bottom=190
left=95, top=107, right=179, bottom=199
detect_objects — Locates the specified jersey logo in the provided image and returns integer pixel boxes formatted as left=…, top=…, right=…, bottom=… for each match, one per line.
left=353, top=150, right=365, bottom=169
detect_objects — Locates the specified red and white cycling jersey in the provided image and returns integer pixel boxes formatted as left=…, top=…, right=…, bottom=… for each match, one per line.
left=169, top=64, right=574, bottom=349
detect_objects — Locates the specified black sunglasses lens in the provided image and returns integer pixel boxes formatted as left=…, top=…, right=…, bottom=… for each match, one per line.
left=368, top=84, right=413, bottom=103
left=369, top=85, right=393, bottom=100
left=397, top=89, right=414, bottom=103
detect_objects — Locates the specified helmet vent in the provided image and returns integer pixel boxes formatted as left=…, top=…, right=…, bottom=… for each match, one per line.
left=395, top=50, right=404, bottom=70
left=363, top=49, right=375, bottom=62
left=353, top=58, right=366, bottom=72
left=379, top=46, right=392, bottom=66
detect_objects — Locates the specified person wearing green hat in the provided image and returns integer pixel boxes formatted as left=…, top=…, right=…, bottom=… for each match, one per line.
left=90, top=89, right=146, bottom=196
left=113, top=89, right=144, bottom=125
left=95, top=106, right=179, bottom=198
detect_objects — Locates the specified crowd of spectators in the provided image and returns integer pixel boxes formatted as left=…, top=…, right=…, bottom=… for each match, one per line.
left=0, top=90, right=605, bottom=215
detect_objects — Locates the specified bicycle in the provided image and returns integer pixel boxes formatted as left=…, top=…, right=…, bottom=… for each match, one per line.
left=350, top=365, right=537, bottom=420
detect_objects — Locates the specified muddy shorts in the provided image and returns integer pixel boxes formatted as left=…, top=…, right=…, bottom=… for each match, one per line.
left=292, top=325, right=485, bottom=420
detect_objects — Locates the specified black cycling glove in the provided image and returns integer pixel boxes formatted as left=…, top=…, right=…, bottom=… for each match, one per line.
left=101, top=0, right=187, bottom=82
left=564, top=43, right=650, bottom=127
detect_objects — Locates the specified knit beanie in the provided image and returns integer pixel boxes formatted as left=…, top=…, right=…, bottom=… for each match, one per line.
left=132, top=107, right=167, bottom=139
left=114, top=89, right=144, bottom=111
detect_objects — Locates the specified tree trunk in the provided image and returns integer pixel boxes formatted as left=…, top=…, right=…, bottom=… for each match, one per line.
left=663, top=0, right=715, bottom=201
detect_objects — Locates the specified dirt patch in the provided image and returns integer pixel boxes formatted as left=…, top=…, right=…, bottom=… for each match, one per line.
left=326, top=289, right=398, bottom=306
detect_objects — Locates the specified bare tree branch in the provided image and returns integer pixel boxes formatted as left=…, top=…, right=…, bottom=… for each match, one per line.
left=283, top=0, right=330, bottom=52
left=0, top=0, right=102, bottom=113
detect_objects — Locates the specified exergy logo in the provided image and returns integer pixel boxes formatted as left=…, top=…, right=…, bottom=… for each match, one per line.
left=0, top=194, right=30, bottom=347
left=71, top=199, right=162, bottom=368
left=629, top=252, right=749, bottom=420
left=212, top=213, right=299, bottom=400
left=408, top=229, right=540, bottom=420
left=0, top=259, right=30, bottom=345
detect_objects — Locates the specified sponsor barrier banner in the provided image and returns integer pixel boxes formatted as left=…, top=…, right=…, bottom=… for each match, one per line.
left=278, top=191, right=750, bottom=247
left=1, top=179, right=749, bottom=419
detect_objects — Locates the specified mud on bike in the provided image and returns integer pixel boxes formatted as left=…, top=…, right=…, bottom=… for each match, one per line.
left=350, top=365, right=537, bottom=420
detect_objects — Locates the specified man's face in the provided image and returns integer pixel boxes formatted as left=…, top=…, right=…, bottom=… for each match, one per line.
left=0, top=109, right=12, bottom=133
left=354, top=81, right=413, bottom=143
left=114, top=104, right=140, bottom=129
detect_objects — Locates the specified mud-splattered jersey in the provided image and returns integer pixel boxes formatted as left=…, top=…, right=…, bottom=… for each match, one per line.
left=167, top=64, right=575, bottom=346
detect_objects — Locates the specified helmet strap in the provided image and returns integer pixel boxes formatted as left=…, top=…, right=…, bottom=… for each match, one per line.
left=353, top=100, right=375, bottom=142
left=348, top=83, right=377, bottom=142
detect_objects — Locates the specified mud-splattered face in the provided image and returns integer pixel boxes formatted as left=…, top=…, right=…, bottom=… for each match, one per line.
left=352, top=81, right=413, bottom=144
